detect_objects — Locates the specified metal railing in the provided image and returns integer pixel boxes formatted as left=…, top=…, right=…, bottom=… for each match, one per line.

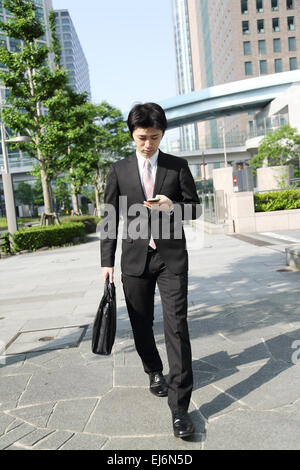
left=198, top=190, right=226, bottom=224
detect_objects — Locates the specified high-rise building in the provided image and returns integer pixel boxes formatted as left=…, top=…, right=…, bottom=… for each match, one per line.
left=0, top=0, right=54, bottom=177
left=172, top=0, right=198, bottom=152
left=54, top=10, right=91, bottom=100
left=173, top=0, right=300, bottom=148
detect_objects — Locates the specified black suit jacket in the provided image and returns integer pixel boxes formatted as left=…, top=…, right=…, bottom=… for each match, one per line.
left=100, top=150, right=201, bottom=276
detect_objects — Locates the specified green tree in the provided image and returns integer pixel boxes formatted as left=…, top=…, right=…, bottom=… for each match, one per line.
left=32, top=178, right=44, bottom=207
left=63, top=101, right=133, bottom=216
left=87, top=102, right=133, bottom=215
left=0, top=0, right=71, bottom=224
left=250, top=124, right=300, bottom=171
left=53, top=178, right=72, bottom=214
left=15, top=181, right=33, bottom=206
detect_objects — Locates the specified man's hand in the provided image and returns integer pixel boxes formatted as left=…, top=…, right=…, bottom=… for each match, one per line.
left=144, top=195, right=174, bottom=212
left=102, top=267, right=114, bottom=283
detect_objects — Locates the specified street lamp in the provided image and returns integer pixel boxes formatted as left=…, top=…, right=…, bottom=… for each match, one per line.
left=219, top=123, right=228, bottom=168
left=0, top=120, right=31, bottom=239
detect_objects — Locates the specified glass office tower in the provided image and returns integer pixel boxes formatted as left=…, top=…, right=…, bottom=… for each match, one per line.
left=0, top=0, right=53, bottom=178
left=54, top=10, right=91, bottom=100
left=172, top=0, right=198, bottom=151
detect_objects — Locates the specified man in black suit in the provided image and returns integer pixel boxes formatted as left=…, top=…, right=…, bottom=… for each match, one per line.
left=101, top=103, right=201, bottom=438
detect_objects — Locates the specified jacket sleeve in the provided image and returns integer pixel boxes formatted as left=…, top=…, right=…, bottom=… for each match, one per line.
left=100, top=164, right=120, bottom=267
left=175, top=160, right=202, bottom=220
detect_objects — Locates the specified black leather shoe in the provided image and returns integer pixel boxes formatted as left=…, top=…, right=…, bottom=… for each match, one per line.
left=149, top=372, right=168, bottom=397
left=172, top=411, right=194, bottom=438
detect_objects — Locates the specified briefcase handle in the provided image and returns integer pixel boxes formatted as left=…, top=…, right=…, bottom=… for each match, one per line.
left=104, top=278, right=115, bottom=300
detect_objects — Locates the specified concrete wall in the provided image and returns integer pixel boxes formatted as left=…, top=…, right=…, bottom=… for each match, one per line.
left=256, top=83, right=300, bottom=134
left=212, top=167, right=300, bottom=234
left=257, top=166, right=294, bottom=191
left=226, top=192, right=300, bottom=234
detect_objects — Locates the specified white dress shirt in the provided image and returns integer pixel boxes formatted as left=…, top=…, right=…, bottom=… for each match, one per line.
left=136, top=149, right=159, bottom=196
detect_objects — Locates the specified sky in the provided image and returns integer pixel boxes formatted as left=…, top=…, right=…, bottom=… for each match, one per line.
left=52, top=0, right=178, bottom=115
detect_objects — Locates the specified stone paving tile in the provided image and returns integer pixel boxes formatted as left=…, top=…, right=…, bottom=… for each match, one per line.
left=17, top=428, right=55, bottom=447
left=59, top=433, right=107, bottom=450
left=209, top=360, right=300, bottom=411
left=0, top=422, right=35, bottom=450
left=18, top=364, right=112, bottom=406
left=103, top=434, right=203, bottom=451
left=0, top=413, right=15, bottom=436
left=0, top=374, right=32, bottom=408
left=33, top=430, right=74, bottom=450
left=204, top=410, right=300, bottom=450
left=6, top=403, right=55, bottom=428
left=47, top=398, right=98, bottom=432
left=85, top=389, right=204, bottom=437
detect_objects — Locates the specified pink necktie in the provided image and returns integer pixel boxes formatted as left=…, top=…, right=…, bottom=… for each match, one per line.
left=143, top=159, right=156, bottom=250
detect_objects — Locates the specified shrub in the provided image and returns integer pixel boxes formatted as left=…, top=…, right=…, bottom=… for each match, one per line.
left=12, top=222, right=85, bottom=252
left=254, top=189, right=300, bottom=212
left=0, top=232, right=11, bottom=254
left=60, top=215, right=101, bottom=234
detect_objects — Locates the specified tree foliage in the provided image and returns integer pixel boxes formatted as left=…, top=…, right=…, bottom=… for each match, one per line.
left=250, top=124, right=300, bottom=171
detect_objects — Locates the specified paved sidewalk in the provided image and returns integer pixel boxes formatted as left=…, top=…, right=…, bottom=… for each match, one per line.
left=1, top=225, right=300, bottom=450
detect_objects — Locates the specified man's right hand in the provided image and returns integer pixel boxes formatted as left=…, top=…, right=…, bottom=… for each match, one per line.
left=102, top=267, right=114, bottom=283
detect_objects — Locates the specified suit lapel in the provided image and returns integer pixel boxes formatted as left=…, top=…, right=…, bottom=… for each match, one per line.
left=127, top=153, right=147, bottom=201
left=153, top=151, right=168, bottom=196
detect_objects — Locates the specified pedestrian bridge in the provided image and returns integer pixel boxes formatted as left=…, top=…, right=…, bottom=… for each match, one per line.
left=156, top=70, right=300, bottom=129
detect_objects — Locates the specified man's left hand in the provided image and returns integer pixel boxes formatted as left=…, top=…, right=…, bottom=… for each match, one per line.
left=144, top=195, right=174, bottom=212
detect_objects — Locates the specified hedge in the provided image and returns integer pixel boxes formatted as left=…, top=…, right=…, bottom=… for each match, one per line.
left=12, top=222, right=85, bottom=252
left=60, top=216, right=101, bottom=234
left=254, top=189, right=300, bottom=212
left=0, top=232, right=10, bottom=254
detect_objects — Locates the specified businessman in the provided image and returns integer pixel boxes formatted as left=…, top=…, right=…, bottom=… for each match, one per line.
left=101, top=103, right=201, bottom=438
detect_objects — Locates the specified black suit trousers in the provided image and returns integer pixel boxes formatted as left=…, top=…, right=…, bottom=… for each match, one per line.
left=121, top=249, right=193, bottom=414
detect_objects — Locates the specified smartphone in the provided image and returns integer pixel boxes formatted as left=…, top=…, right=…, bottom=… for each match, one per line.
left=147, top=197, right=160, bottom=203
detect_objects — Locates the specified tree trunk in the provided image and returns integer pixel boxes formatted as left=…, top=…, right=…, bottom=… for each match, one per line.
left=94, top=184, right=101, bottom=217
left=71, top=192, right=82, bottom=216
left=70, top=166, right=82, bottom=216
left=27, top=66, right=59, bottom=225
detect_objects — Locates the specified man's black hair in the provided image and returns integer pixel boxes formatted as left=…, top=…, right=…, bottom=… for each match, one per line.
left=127, top=102, right=168, bottom=137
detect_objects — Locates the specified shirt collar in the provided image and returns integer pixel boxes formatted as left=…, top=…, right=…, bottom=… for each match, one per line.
left=136, top=149, right=159, bottom=168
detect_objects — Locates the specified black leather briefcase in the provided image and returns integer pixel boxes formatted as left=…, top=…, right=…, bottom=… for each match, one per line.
left=92, top=279, right=117, bottom=355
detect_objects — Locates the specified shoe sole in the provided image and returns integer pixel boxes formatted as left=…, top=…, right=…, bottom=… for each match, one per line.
left=174, top=429, right=194, bottom=438
left=150, top=388, right=168, bottom=397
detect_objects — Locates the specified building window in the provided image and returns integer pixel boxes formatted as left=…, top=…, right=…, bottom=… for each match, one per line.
left=272, top=18, right=280, bottom=31
left=274, top=58, right=282, bottom=72
left=287, top=17, right=295, bottom=31
left=286, top=0, right=294, bottom=9
left=9, top=37, right=22, bottom=52
left=259, top=60, right=268, bottom=74
left=273, top=38, right=281, bottom=52
left=257, top=19, right=265, bottom=33
left=256, top=0, right=264, bottom=12
left=242, top=20, right=250, bottom=34
left=241, top=0, right=248, bottom=14
left=271, top=0, right=279, bottom=11
left=289, top=57, right=298, bottom=70
left=243, top=41, right=251, bottom=55
left=258, top=39, right=267, bottom=54
left=245, top=61, right=253, bottom=75
left=288, top=37, right=296, bottom=51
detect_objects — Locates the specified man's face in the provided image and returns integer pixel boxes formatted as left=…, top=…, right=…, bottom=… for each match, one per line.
left=132, top=127, right=163, bottom=158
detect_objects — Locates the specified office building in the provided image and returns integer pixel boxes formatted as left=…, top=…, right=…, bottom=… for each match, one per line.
left=173, top=0, right=300, bottom=149
left=172, top=0, right=199, bottom=153
left=54, top=10, right=91, bottom=100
